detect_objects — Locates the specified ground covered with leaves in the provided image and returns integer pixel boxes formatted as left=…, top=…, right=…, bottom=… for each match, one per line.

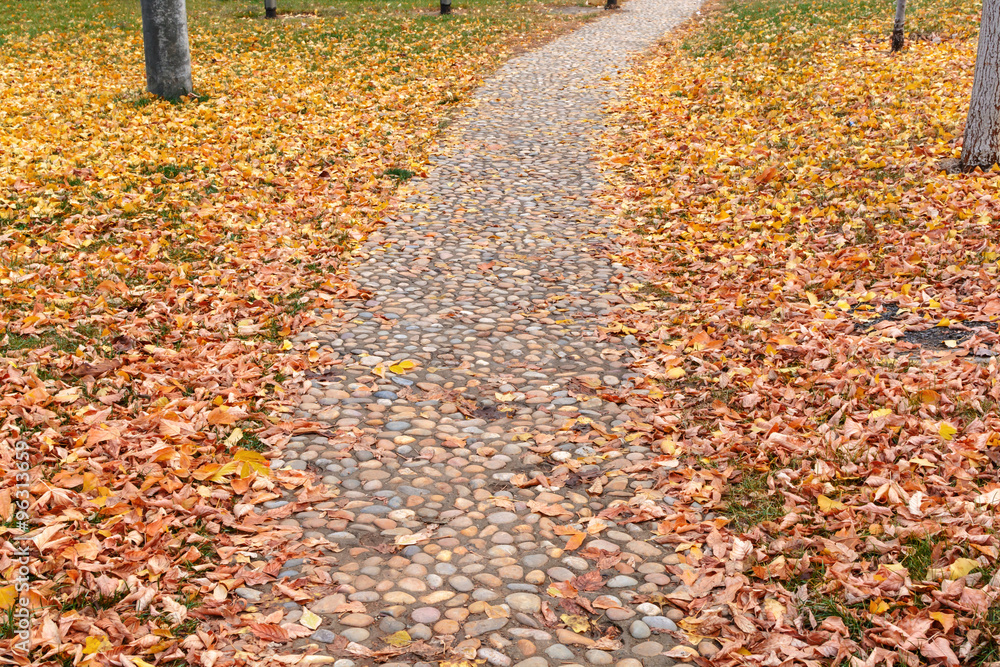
left=598, top=0, right=1000, bottom=664
left=0, top=0, right=596, bottom=663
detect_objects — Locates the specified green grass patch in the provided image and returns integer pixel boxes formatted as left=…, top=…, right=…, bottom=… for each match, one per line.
left=900, top=534, right=939, bottom=581
left=140, top=163, right=191, bottom=180
left=383, top=167, right=416, bottom=181
left=803, top=594, right=874, bottom=644
left=636, top=281, right=677, bottom=301
left=232, top=423, right=268, bottom=452
left=0, top=0, right=599, bottom=41
left=683, top=0, right=981, bottom=57
left=0, top=330, right=80, bottom=354
left=970, top=602, right=1000, bottom=665
left=59, top=586, right=130, bottom=614
left=724, top=468, right=786, bottom=532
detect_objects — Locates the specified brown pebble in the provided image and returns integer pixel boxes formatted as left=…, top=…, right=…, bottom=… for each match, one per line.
left=434, top=619, right=460, bottom=634
left=556, top=628, right=595, bottom=646
left=446, top=607, right=470, bottom=621
left=340, top=613, right=374, bottom=627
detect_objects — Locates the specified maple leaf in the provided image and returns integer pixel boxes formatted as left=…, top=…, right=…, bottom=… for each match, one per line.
left=570, top=570, right=604, bottom=591
left=250, top=623, right=289, bottom=643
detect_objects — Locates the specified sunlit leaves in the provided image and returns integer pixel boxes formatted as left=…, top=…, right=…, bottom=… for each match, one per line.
left=598, top=0, right=999, bottom=662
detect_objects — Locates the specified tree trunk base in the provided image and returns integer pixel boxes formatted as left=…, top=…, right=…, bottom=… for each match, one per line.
left=605, top=0, right=619, bottom=8
left=938, top=158, right=963, bottom=174
left=890, top=30, right=904, bottom=52
left=939, top=157, right=999, bottom=174
left=265, top=7, right=277, bottom=18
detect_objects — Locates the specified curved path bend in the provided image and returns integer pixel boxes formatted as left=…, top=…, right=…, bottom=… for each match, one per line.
left=255, top=1, right=708, bottom=665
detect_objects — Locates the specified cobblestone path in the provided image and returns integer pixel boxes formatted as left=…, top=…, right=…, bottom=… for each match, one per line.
left=253, top=1, right=708, bottom=665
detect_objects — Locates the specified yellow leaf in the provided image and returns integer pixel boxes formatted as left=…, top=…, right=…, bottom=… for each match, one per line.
left=300, top=608, right=322, bottom=630
left=763, top=598, right=785, bottom=621
left=918, top=389, right=940, bottom=405
left=495, top=392, right=516, bottom=402
left=869, top=408, right=892, bottom=420
left=936, top=317, right=951, bottom=327
left=930, top=611, right=955, bottom=633
left=560, top=614, right=590, bottom=633
left=806, top=292, right=818, bottom=306
left=83, top=636, right=111, bottom=655
left=869, top=598, right=889, bottom=614
left=944, top=339, right=957, bottom=348
left=665, top=367, right=686, bottom=379
left=209, top=462, right=239, bottom=482
left=82, top=471, right=99, bottom=492
left=224, top=428, right=243, bottom=448
left=233, top=449, right=270, bottom=477
left=603, top=322, right=638, bottom=334
left=817, top=495, right=846, bottom=512
left=280, top=340, right=293, bottom=351
left=384, top=630, right=411, bottom=647
left=0, top=585, right=15, bottom=611
left=389, top=359, right=417, bottom=374
left=939, top=422, right=958, bottom=441
left=949, top=558, right=979, bottom=579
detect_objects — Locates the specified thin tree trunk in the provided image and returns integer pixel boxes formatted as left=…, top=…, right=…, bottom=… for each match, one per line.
left=961, top=0, right=1000, bottom=169
left=891, top=0, right=906, bottom=52
left=440, top=0, right=451, bottom=14
left=139, top=0, right=192, bottom=99
left=265, top=0, right=277, bottom=19
left=606, top=0, right=619, bottom=9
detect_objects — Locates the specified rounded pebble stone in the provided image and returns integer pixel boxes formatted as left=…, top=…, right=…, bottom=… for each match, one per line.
left=630, top=620, right=651, bottom=639
left=545, top=644, right=575, bottom=660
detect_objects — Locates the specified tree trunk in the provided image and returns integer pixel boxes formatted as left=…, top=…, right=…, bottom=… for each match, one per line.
left=961, top=0, right=1000, bottom=170
left=440, top=0, right=451, bottom=14
left=606, top=0, right=619, bottom=9
left=891, top=0, right=906, bottom=52
left=265, top=0, right=277, bottom=19
left=139, top=0, right=192, bottom=99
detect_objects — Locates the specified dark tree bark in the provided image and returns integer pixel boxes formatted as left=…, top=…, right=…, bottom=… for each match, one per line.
left=891, top=0, right=906, bottom=52
left=606, top=0, right=619, bottom=9
left=139, top=0, right=192, bottom=99
left=265, top=0, right=277, bottom=19
left=961, top=0, right=1000, bottom=169
left=441, top=0, right=451, bottom=14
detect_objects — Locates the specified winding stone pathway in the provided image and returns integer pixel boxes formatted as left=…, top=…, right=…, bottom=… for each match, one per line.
left=254, top=1, right=710, bottom=664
